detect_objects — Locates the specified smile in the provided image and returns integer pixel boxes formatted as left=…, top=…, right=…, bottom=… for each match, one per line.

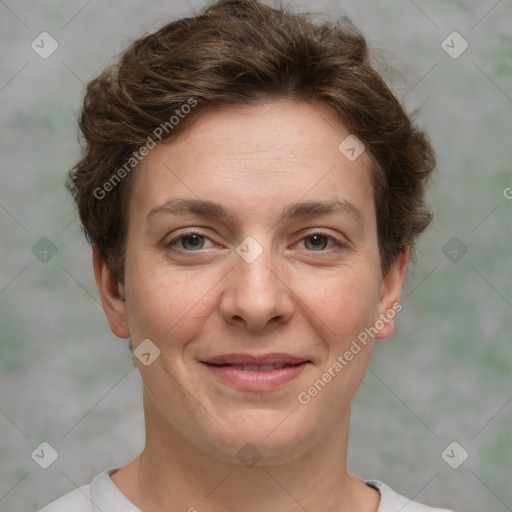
left=201, top=356, right=311, bottom=391
left=207, top=362, right=300, bottom=371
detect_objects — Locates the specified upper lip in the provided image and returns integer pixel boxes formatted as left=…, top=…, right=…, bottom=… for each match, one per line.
left=202, top=353, right=310, bottom=366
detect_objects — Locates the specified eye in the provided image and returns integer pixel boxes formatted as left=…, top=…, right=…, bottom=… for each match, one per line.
left=166, top=230, right=346, bottom=254
left=299, top=232, right=344, bottom=251
left=167, top=231, right=215, bottom=251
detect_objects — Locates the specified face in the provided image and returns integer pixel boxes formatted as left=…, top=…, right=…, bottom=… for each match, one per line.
left=95, top=99, right=408, bottom=465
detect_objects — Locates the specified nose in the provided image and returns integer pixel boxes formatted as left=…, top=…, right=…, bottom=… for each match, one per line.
left=219, top=239, right=294, bottom=333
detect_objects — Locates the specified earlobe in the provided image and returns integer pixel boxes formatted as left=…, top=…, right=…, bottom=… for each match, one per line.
left=92, top=245, right=131, bottom=339
left=374, top=247, right=409, bottom=341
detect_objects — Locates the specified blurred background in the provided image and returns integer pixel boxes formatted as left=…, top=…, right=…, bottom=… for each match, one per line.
left=0, top=0, right=511, bottom=510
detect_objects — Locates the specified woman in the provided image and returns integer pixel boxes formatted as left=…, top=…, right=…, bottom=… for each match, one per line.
left=40, top=1, right=453, bottom=510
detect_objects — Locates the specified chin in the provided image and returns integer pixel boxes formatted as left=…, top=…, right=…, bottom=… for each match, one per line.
left=198, top=409, right=317, bottom=466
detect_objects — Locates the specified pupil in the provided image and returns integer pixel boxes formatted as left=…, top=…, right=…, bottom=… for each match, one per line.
left=181, top=234, right=327, bottom=251
left=308, top=234, right=326, bottom=250
left=183, top=234, right=203, bottom=250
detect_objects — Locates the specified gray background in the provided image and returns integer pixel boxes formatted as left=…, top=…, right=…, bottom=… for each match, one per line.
left=0, top=0, right=511, bottom=511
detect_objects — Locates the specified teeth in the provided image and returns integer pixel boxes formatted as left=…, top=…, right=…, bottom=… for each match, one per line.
left=227, top=363, right=297, bottom=371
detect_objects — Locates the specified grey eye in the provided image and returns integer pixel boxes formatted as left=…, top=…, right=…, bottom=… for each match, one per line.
left=303, top=234, right=330, bottom=251
left=180, top=234, right=206, bottom=250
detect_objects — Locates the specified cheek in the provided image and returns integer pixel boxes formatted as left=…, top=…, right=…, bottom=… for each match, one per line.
left=125, top=262, right=219, bottom=345
left=306, top=267, right=382, bottom=344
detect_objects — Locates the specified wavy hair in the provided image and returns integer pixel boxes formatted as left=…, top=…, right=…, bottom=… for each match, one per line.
left=67, top=0, right=436, bottom=282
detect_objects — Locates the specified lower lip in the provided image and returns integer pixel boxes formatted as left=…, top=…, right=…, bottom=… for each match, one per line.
left=201, top=362, right=310, bottom=391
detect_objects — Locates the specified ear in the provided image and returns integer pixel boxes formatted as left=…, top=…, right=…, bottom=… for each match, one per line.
left=92, top=245, right=131, bottom=339
left=374, top=247, right=409, bottom=341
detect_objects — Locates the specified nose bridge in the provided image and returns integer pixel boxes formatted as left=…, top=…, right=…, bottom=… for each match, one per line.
left=234, top=234, right=279, bottom=294
left=221, top=234, right=292, bottom=330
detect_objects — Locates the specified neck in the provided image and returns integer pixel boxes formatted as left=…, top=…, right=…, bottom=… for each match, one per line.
left=111, top=393, right=380, bottom=512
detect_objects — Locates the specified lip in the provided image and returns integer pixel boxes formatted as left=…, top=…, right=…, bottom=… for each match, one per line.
left=200, top=353, right=312, bottom=391
left=202, top=353, right=310, bottom=366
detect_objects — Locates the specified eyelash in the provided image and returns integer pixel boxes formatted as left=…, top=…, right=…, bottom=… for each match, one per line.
left=166, top=229, right=346, bottom=253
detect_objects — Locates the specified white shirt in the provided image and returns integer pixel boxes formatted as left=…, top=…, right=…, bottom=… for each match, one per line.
left=38, top=467, right=455, bottom=512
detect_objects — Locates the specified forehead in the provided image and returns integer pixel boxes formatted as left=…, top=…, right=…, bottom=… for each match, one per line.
left=129, top=99, right=375, bottom=226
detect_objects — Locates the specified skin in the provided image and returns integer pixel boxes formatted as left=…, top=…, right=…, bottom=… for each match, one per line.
left=94, top=98, right=409, bottom=512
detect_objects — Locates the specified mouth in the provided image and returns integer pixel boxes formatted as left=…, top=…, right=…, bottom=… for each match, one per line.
left=200, top=353, right=312, bottom=391
left=202, top=353, right=311, bottom=366
left=204, top=362, right=306, bottom=372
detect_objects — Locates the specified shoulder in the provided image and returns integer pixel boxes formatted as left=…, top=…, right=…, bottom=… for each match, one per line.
left=37, top=484, right=92, bottom=512
left=366, top=480, right=455, bottom=512
left=37, top=467, right=131, bottom=512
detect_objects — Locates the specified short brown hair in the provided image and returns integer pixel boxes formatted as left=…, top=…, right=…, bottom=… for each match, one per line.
left=67, top=0, right=435, bottom=283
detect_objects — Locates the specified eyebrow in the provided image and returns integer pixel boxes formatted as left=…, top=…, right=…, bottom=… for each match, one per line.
left=146, top=198, right=366, bottom=227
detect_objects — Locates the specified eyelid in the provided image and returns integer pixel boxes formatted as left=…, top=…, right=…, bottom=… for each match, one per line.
left=295, top=229, right=349, bottom=250
left=166, top=229, right=217, bottom=250
left=166, top=228, right=349, bottom=253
